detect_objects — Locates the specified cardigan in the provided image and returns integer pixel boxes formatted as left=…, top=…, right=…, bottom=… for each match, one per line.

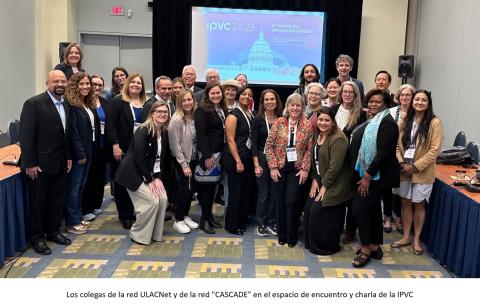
left=168, top=113, right=195, bottom=168
left=396, top=117, right=443, bottom=184
left=311, top=129, right=353, bottom=207
left=265, top=117, right=313, bottom=171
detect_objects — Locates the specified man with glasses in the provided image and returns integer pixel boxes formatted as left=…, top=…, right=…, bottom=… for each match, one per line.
left=182, top=65, right=202, bottom=94
left=194, top=69, right=221, bottom=104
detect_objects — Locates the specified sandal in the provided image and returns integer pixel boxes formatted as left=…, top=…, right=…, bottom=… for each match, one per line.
left=371, top=246, right=383, bottom=260
left=352, top=251, right=371, bottom=268
left=391, top=240, right=411, bottom=248
left=413, top=248, right=424, bottom=255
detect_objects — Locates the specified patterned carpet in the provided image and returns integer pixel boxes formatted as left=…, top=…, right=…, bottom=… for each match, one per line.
left=1, top=197, right=452, bottom=279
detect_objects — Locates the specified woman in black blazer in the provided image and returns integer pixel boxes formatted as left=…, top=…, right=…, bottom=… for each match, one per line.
left=115, top=101, right=171, bottom=245
left=54, top=42, right=84, bottom=80
left=82, top=75, right=110, bottom=220
left=65, top=72, right=100, bottom=235
left=349, top=89, right=400, bottom=268
left=106, top=73, right=148, bottom=229
left=194, top=82, right=227, bottom=234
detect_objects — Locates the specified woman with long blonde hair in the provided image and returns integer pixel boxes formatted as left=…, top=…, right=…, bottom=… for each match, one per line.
left=106, top=73, right=148, bottom=229
left=115, top=101, right=171, bottom=245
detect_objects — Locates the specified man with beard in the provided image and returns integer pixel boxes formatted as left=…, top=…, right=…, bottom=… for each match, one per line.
left=143, top=76, right=175, bottom=120
left=294, top=64, right=320, bottom=104
left=20, top=70, right=73, bottom=255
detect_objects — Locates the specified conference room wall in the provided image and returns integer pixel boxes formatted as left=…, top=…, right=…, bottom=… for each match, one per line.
left=414, top=0, right=480, bottom=145
left=0, top=0, right=36, bottom=132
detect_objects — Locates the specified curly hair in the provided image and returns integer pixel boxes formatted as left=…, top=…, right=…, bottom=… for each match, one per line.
left=65, top=72, right=95, bottom=108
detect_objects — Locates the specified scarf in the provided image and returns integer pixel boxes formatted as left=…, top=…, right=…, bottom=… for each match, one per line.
left=355, top=109, right=389, bottom=180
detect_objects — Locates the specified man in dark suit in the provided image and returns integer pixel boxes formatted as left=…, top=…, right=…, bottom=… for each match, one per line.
left=20, top=70, right=73, bottom=255
left=142, top=76, right=175, bottom=121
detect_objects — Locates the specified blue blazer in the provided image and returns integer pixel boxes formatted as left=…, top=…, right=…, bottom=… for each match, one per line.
left=70, top=105, right=101, bottom=161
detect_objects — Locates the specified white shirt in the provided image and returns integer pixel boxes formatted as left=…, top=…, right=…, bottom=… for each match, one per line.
left=335, top=104, right=351, bottom=131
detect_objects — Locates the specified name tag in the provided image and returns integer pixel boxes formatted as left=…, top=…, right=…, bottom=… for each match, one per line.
left=404, top=147, right=415, bottom=159
left=286, top=147, right=297, bottom=162
left=133, top=122, right=141, bottom=133
left=246, top=138, right=252, bottom=150
left=153, top=157, right=161, bottom=173
left=100, top=122, right=105, bottom=135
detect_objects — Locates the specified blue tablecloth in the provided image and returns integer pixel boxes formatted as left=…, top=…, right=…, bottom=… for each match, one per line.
left=0, top=173, right=27, bottom=265
left=423, top=179, right=480, bottom=277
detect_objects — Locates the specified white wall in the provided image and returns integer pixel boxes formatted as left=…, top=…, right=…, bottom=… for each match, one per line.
left=414, top=0, right=480, bottom=145
left=358, top=0, right=409, bottom=92
left=0, top=0, right=36, bottom=129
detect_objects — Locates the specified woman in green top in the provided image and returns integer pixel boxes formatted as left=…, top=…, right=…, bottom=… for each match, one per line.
left=303, top=106, right=353, bottom=255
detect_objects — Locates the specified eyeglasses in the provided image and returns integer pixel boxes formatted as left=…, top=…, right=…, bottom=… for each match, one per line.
left=92, top=83, right=103, bottom=87
left=308, top=92, right=322, bottom=97
left=154, top=110, right=169, bottom=115
left=342, top=91, right=354, bottom=96
left=400, top=93, right=412, bottom=97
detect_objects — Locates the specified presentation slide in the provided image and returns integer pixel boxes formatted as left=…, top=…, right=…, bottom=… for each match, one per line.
left=191, top=7, right=327, bottom=86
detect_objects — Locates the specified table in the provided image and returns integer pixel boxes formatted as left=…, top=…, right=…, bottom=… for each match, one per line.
left=423, top=164, right=480, bottom=277
left=0, top=144, right=27, bottom=266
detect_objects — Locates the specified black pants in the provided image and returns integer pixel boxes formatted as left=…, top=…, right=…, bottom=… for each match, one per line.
left=272, top=163, right=302, bottom=243
left=82, top=147, right=108, bottom=214
left=345, top=200, right=358, bottom=234
left=111, top=158, right=134, bottom=222
left=255, top=152, right=275, bottom=225
left=381, top=187, right=393, bottom=217
left=174, top=160, right=197, bottom=221
left=224, top=155, right=255, bottom=231
left=392, top=194, right=401, bottom=218
left=352, top=183, right=383, bottom=246
left=304, top=198, right=347, bottom=255
left=26, top=171, right=67, bottom=241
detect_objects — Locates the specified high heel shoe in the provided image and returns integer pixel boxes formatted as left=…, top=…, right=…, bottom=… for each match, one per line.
left=209, top=217, right=222, bottom=228
left=200, top=217, right=215, bottom=234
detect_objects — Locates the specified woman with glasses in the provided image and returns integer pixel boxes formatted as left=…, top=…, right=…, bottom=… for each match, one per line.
left=392, top=90, right=442, bottom=255
left=168, top=89, right=199, bottom=234
left=305, top=82, right=326, bottom=127
left=106, top=73, right=148, bottom=229
left=82, top=75, right=110, bottom=221
left=388, top=84, right=416, bottom=233
left=332, top=81, right=366, bottom=244
left=105, top=67, right=129, bottom=103
left=265, top=93, right=313, bottom=247
left=115, top=101, right=170, bottom=245
left=54, top=42, right=84, bottom=80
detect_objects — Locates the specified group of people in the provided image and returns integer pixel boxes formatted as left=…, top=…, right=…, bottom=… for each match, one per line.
left=19, top=43, right=443, bottom=268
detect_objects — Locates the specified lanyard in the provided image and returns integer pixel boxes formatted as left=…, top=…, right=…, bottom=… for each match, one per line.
left=265, top=113, right=271, bottom=134
left=129, top=103, right=141, bottom=124
left=237, top=106, right=252, bottom=135
left=287, top=119, right=297, bottom=147
left=314, top=143, right=320, bottom=175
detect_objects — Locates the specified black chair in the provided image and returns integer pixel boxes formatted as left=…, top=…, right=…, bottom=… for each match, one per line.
left=466, top=141, right=479, bottom=164
left=453, top=131, right=466, bottom=147
left=0, top=131, right=10, bottom=148
left=7, top=119, right=20, bottom=144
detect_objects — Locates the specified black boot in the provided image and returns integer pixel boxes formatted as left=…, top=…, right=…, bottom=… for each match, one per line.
left=209, top=216, right=222, bottom=228
left=200, top=217, right=215, bottom=234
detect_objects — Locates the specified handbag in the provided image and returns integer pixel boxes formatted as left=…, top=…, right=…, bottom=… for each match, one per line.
left=437, top=146, right=473, bottom=165
left=194, top=152, right=222, bottom=183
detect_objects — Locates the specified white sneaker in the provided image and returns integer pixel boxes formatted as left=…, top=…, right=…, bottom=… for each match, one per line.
left=184, top=216, right=199, bottom=229
left=83, top=213, right=96, bottom=221
left=93, top=209, right=103, bottom=215
left=173, top=221, right=190, bottom=234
